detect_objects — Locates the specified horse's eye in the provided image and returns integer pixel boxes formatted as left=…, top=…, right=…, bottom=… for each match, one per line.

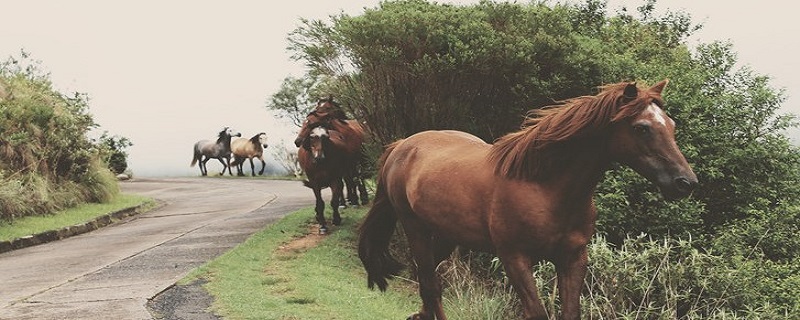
left=633, top=124, right=650, bottom=135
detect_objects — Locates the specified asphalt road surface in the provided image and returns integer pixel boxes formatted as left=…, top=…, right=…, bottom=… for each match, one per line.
left=0, top=177, right=313, bottom=320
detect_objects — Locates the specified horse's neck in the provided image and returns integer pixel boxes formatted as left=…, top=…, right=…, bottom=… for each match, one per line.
left=218, top=136, right=233, bottom=151
left=538, top=140, right=611, bottom=201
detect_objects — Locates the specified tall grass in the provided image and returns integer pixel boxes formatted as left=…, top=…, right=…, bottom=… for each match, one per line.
left=435, top=235, right=798, bottom=319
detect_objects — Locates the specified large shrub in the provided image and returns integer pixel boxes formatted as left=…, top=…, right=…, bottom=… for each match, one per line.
left=0, top=53, right=118, bottom=219
left=288, top=0, right=800, bottom=248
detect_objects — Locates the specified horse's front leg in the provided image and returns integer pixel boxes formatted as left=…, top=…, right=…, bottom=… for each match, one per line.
left=500, top=252, right=548, bottom=320
left=248, top=158, right=256, bottom=176
left=258, top=157, right=266, bottom=175
left=216, top=157, right=228, bottom=176
left=555, top=246, right=588, bottom=320
left=312, top=187, right=328, bottom=234
left=330, top=178, right=344, bottom=226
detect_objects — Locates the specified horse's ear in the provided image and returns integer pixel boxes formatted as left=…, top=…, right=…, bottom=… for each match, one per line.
left=650, top=79, right=669, bottom=95
left=623, top=82, right=638, bottom=102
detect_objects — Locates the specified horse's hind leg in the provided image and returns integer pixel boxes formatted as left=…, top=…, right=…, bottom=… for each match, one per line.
left=233, top=156, right=245, bottom=176
left=200, top=158, right=210, bottom=176
left=403, top=218, right=453, bottom=320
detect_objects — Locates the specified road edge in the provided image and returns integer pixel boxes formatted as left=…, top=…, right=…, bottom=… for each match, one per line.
left=0, top=201, right=161, bottom=254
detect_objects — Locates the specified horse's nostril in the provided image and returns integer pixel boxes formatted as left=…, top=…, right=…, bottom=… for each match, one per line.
left=675, top=177, right=695, bottom=193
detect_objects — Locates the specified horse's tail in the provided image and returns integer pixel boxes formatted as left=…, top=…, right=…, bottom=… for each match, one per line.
left=190, top=152, right=198, bottom=167
left=358, top=140, right=404, bottom=292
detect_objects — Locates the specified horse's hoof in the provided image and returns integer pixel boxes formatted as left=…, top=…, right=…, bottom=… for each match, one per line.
left=319, top=226, right=328, bottom=235
left=406, top=313, right=425, bottom=320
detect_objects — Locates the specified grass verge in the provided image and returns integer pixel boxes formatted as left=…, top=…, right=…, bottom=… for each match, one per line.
left=184, top=205, right=422, bottom=320
left=0, top=193, right=156, bottom=242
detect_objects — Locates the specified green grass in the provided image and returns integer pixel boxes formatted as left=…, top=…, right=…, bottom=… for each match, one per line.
left=185, top=206, right=422, bottom=320
left=0, top=193, right=156, bottom=242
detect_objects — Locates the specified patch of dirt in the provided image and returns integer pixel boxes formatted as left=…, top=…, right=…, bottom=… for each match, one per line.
left=147, top=279, right=220, bottom=320
left=277, top=225, right=326, bottom=254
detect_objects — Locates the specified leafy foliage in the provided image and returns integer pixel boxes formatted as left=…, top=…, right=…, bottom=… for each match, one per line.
left=266, top=75, right=321, bottom=127
left=95, top=132, right=132, bottom=175
left=0, top=52, right=119, bottom=220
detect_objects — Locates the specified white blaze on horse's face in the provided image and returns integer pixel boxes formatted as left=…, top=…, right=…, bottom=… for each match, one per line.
left=643, top=103, right=672, bottom=128
left=309, top=127, right=329, bottom=161
left=225, top=127, right=242, bottom=137
left=310, top=126, right=328, bottom=138
left=258, top=133, right=269, bottom=148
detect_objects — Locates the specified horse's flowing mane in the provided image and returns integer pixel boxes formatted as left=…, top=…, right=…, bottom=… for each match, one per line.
left=250, top=132, right=266, bottom=144
left=487, top=82, right=664, bottom=181
left=216, top=127, right=230, bottom=143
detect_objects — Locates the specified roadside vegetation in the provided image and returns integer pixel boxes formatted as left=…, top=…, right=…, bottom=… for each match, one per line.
left=0, top=52, right=132, bottom=221
left=260, top=0, right=800, bottom=317
left=0, top=193, right=155, bottom=242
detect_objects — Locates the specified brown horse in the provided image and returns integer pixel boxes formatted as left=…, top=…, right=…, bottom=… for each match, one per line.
left=298, top=124, right=352, bottom=234
left=230, top=132, right=269, bottom=176
left=294, top=97, right=369, bottom=206
left=358, top=80, right=697, bottom=320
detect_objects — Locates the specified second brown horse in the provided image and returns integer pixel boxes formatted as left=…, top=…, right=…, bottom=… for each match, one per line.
left=358, top=80, right=697, bottom=320
left=296, top=98, right=368, bottom=234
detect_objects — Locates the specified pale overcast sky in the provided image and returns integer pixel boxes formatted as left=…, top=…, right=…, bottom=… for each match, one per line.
left=1, top=1, right=797, bottom=177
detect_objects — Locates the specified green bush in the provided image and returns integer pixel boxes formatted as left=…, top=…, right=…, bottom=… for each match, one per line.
left=438, top=236, right=799, bottom=319
left=0, top=53, right=119, bottom=220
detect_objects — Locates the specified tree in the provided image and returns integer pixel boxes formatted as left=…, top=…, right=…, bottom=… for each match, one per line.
left=266, top=75, right=320, bottom=127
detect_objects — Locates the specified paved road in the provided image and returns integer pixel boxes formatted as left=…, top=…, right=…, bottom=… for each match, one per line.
left=0, top=177, right=313, bottom=320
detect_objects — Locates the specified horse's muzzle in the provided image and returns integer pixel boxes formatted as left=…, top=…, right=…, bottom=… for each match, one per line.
left=663, top=175, right=698, bottom=200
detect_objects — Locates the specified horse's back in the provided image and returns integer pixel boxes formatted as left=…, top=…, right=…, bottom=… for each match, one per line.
left=194, top=140, right=211, bottom=154
left=381, top=130, right=495, bottom=247
left=230, top=138, right=252, bottom=155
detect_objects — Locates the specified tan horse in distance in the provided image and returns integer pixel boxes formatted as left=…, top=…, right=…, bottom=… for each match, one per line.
left=230, top=132, right=269, bottom=176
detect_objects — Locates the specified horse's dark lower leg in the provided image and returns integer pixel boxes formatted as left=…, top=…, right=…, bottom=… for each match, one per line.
left=499, top=252, right=547, bottom=320
left=219, top=157, right=232, bottom=176
left=556, top=247, right=588, bottom=320
left=258, top=159, right=266, bottom=175
left=404, top=221, right=447, bottom=320
left=200, top=158, right=210, bottom=176
left=344, top=176, right=358, bottom=206
left=249, top=158, right=256, bottom=176
left=357, top=176, right=369, bottom=204
left=313, top=187, right=327, bottom=234
left=330, top=179, right=343, bottom=226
